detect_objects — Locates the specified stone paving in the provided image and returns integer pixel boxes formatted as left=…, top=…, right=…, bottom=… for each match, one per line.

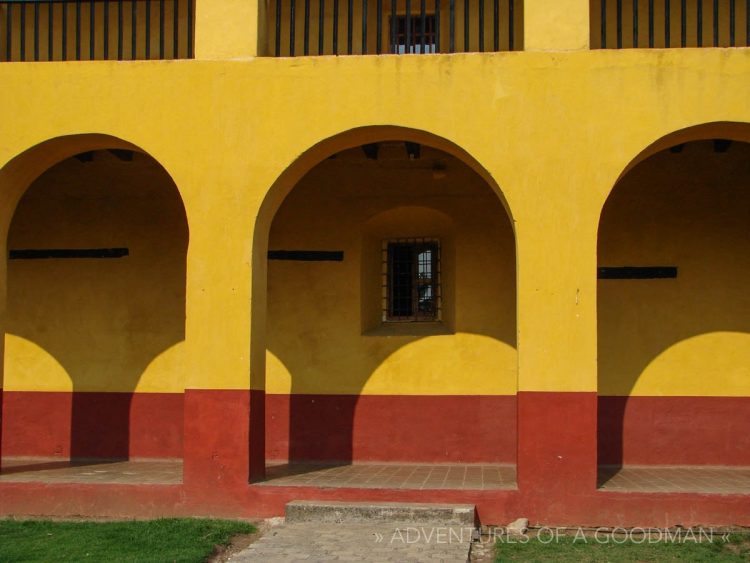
left=230, top=520, right=476, bottom=562
left=598, top=465, right=750, bottom=493
left=262, top=462, right=517, bottom=490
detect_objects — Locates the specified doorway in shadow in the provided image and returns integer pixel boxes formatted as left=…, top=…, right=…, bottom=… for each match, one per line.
left=1, top=147, right=188, bottom=472
left=264, top=138, right=517, bottom=475
left=598, top=133, right=750, bottom=475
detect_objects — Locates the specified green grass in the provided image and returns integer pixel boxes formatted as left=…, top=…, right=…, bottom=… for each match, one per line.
left=0, top=518, right=255, bottom=563
left=495, top=532, right=750, bottom=562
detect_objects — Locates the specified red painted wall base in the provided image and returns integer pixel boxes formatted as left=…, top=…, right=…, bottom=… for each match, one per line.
left=598, top=396, right=750, bottom=465
left=1, top=391, right=183, bottom=459
left=265, top=394, right=517, bottom=463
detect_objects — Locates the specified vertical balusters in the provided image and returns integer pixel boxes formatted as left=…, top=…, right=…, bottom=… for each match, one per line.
left=118, top=0, right=124, bottom=59
left=90, top=0, right=96, bottom=60
left=104, top=0, right=110, bottom=59
left=320, top=0, right=326, bottom=54
left=633, top=0, right=639, bottom=47
left=421, top=0, right=427, bottom=52
left=665, top=0, right=670, bottom=47
left=449, top=0, right=455, bottom=52
left=333, top=0, right=339, bottom=53
left=713, top=0, right=719, bottom=46
left=362, top=0, right=368, bottom=53
left=275, top=0, right=281, bottom=55
left=435, top=0, right=440, bottom=51
left=173, top=0, right=179, bottom=57
left=346, top=0, right=352, bottom=54
left=48, top=1, right=54, bottom=60
left=681, top=0, right=686, bottom=47
left=508, top=0, right=513, bottom=50
left=389, top=0, right=395, bottom=52
left=493, top=0, right=498, bottom=50
left=601, top=0, right=607, bottom=48
left=648, top=0, right=654, bottom=47
left=617, top=0, right=622, bottom=48
left=697, top=0, right=703, bottom=46
left=75, top=0, right=81, bottom=60
left=376, top=0, right=381, bottom=53
left=478, top=0, right=483, bottom=51
left=406, top=0, right=412, bottom=52
left=730, top=0, right=735, bottom=46
left=145, top=0, right=151, bottom=58
left=187, top=0, right=193, bottom=57
left=159, top=0, right=164, bottom=58
left=304, top=0, right=310, bottom=55
left=62, top=1, right=67, bottom=59
left=131, top=0, right=136, bottom=58
left=290, top=0, right=296, bottom=55
left=33, top=1, right=39, bottom=61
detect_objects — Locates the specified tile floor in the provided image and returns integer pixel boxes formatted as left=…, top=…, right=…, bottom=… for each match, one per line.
left=598, top=465, right=750, bottom=494
left=0, top=457, right=182, bottom=485
left=261, top=462, right=518, bottom=490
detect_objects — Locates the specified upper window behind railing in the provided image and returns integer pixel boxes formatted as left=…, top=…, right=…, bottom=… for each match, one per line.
left=267, top=0, right=523, bottom=56
left=592, top=0, right=750, bottom=48
left=0, top=0, right=194, bottom=62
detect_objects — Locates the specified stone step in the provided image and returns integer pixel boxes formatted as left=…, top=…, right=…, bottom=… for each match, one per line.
left=285, top=500, right=476, bottom=525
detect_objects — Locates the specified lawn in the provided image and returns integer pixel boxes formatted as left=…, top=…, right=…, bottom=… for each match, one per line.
left=495, top=531, right=750, bottom=562
left=0, top=518, right=255, bottom=562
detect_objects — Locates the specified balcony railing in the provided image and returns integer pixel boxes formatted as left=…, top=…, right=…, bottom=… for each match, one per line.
left=266, top=0, right=523, bottom=56
left=0, top=0, right=194, bottom=62
left=592, top=0, right=750, bottom=48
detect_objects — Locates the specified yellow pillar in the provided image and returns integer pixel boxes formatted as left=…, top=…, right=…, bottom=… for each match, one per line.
left=194, top=0, right=264, bottom=59
left=523, top=0, right=590, bottom=51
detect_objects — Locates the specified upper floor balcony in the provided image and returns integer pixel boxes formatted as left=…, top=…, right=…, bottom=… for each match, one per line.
left=0, top=0, right=747, bottom=62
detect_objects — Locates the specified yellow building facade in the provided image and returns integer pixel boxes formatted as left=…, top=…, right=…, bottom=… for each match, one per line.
left=0, top=0, right=748, bottom=525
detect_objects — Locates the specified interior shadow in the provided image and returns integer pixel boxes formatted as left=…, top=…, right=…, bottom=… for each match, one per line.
left=597, top=139, right=750, bottom=470
left=264, top=143, right=517, bottom=472
left=2, top=149, right=187, bottom=466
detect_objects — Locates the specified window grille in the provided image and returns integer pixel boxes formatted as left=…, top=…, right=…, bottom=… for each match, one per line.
left=382, top=237, right=441, bottom=322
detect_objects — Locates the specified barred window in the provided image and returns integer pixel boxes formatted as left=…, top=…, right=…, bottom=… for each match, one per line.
left=383, top=238, right=441, bottom=322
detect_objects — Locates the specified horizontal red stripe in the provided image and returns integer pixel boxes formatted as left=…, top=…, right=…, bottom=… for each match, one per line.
left=598, top=396, right=750, bottom=465
left=1, top=391, right=183, bottom=459
left=266, top=394, right=517, bottom=463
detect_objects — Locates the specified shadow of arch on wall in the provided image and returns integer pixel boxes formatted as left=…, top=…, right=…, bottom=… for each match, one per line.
left=596, top=121, right=750, bottom=469
left=0, top=133, right=189, bottom=468
left=253, top=125, right=518, bottom=475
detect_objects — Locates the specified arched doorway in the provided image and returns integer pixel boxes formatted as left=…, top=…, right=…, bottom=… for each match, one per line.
left=256, top=127, right=518, bottom=488
left=598, top=123, right=750, bottom=491
left=0, top=136, right=188, bottom=482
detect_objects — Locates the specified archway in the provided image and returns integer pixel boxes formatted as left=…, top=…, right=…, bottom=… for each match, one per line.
left=256, top=127, right=517, bottom=487
left=0, top=135, right=188, bottom=480
left=597, top=123, right=750, bottom=486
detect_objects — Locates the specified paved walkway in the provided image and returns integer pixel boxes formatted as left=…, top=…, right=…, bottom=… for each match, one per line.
left=231, top=521, right=476, bottom=562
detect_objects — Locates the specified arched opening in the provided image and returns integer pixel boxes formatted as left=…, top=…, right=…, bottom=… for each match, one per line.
left=597, top=123, right=750, bottom=493
left=258, top=129, right=518, bottom=489
left=0, top=137, right=187, bottom=484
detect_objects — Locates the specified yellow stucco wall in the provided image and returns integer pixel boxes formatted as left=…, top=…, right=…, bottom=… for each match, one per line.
left=266, top=146, right=516, bottom=395
left=3, top=151, right=188, bottom=393
left=599, top=140, right=750, bottom=397
left=0, top=39, right=748, bottom=395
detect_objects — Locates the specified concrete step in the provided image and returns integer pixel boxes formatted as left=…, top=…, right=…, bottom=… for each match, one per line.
left=285, top=500, right=476, bottom=525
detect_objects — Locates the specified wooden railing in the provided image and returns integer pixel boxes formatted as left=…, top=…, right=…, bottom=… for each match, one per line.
left=592, top=0, right=750, bottom=48
left=0, top=0, right=194, bottom=62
